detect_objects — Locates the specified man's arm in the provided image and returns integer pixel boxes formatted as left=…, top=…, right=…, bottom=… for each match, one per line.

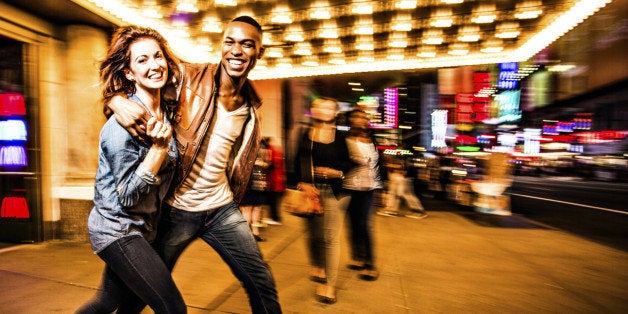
left=107, top=95, right=149, bottom=139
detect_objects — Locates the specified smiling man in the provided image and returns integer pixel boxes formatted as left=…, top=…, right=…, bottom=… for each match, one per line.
left=107, top=16, right=281, bottom=313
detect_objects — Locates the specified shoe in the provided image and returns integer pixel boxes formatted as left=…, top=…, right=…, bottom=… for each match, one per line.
left=315, top=285, right=336, bottom=304
left=253, top=234, right=265, bottom=242
left=309, top=267, right=327, bottom=283
left=251, top=222, right=267, bottom=228
left=262, top=219, right=282, bottom=226
left=359, top=268, right=379, bottom=281
left=377, top=210, right=396, bottom=217
left=405, top=213, right=427, bottom=219
left=346, top=260, right=365, bottom=270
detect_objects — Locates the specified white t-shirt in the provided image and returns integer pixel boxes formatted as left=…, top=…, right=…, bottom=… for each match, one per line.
left=168, top=102, right=250, bottom=211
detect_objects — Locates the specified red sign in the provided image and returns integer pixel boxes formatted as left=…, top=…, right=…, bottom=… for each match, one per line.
left=456, top=93, right=474, bottom=103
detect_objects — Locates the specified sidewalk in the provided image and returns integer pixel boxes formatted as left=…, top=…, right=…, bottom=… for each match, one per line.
left=0, top=198, right=626, bottom=313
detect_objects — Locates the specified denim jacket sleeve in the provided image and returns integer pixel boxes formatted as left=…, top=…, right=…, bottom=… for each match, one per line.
left=100, top=118, right=153, bottom=208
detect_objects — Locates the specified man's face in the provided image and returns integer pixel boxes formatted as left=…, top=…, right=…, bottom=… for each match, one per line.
left=221, top=21, right=264, bottom=80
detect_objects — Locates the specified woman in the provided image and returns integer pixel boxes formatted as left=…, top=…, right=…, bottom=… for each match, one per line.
left=343, top=109, right=384, bottom=281
left=294, top=97, right=355, bottom=304
left=77, top=26, right=186, bottom=313
left=240, top=137, right=272, bottom=242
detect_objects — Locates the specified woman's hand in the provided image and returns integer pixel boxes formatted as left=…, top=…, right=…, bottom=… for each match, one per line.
left=146, top=117, right=172, bottom=149
left=314, top=166, right=344, bottom=179
left=298, top=182, right=323, bottom=214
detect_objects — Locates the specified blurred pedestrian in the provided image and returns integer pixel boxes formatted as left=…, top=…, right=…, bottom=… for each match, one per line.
left=240, top=137, right=272, bottom=241
left=294, top=97, right=354, bottom=304
left=380, top=163, right=428, bottom=219
left=77, top=25, right=186, bottom=313
left=343, top=109, right=384, bottom=280
left=263, top=137, right=286, bottom=225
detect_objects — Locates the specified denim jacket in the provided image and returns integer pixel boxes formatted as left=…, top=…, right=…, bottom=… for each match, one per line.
left=88, top=94, right=178, bottom=253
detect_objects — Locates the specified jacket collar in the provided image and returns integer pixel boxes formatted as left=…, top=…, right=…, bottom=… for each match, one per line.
left=211, top=63, right=263, bottom=109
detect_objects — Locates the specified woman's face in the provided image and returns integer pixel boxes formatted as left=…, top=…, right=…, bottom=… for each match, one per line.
left=125, top=38, right=168, bottom=92
left=349, top=111, right=370, bottom=131
left=310, top=99, right=337, bottom=122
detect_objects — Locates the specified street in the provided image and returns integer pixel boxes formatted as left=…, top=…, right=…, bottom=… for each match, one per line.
left=509, top=176, right=628, bottom=251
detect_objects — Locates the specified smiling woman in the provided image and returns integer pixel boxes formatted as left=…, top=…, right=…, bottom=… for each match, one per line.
left=77, top=25, right=186, bottom=314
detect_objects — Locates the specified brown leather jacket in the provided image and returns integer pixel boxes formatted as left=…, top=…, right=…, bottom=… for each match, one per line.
left=169, top=63, right=262, bottom=203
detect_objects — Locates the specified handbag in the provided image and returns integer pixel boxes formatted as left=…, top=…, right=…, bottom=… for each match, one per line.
left=281, top=133, right=320, bottom=217
left=280, top=188, right=320, bottom=217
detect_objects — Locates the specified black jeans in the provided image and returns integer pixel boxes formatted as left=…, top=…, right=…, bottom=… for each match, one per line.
left=76, top=235, right=186, bottom=314
left=346, top=189, right=376, bottom=268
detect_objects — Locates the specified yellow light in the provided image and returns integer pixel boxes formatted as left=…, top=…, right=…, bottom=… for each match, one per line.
left=387, top=48, right=405, bottom=60
left=448, top=43, right=469, bottom=55
left=471, top=3, right=497, bottom=24
left=293, top=43, right=313, bottom=56
left=417, top=46, right=437, bottom=58
left=276, top=58, right=293, bottom=69
left=355, top=35, right=375, bottom=50
left=457, top=25, right=480, bottom=42
left=310, top=1, right=332, bottom=19
left=351, top=1, right=373, bottom=15
left=329, top=54, right=346, bottom=65
left=323, top=39, right=342, bottom=53
left=265, top=47, right=283, bottom=58
left=515, top=0, right=543, bottom=19
left=270, top=5, right=292, bottom=24
left=284, top=25, right=304, bottom=42
left=391, top=13, right=413, bottom=31
left=354, top=17, right=374, bottom=35
left=495, top=22, right=520, bottom=39
left=318, top=21, right=339, bottom=38
left=395, top=0, right=417, bottom=10
left=176, top=0, right=199, bottom=13
left=357, top=50, right=375, bottom=62
left=201, top=16, right=222, bottom=33
left=388, top=32, right=408, bottom=48
left=422, top=29, right=444, bottom=45
left=262, top=33, right=275, bottom=46
left=430, top=8, right=454, bottom=28
left=302, top=56, right=319, bottom=67
left=215, top=0, right=237, bottom=6
left=481, top=39, right=504, bottom=53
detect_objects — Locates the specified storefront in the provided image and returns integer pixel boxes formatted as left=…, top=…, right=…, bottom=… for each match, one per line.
left=0, top=1, right=113, bottom=243
left=0, top=37, right=41, bottom=242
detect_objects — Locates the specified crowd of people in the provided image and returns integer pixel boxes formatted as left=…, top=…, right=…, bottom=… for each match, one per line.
left=80, top=15, right=429, bottom=314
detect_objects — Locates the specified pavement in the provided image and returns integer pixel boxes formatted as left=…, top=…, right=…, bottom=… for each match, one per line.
left=0, top=197, right=627, bottom=313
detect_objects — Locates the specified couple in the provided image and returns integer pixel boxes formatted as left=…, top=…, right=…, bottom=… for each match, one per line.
left=78, top=16, right=281, bottom=314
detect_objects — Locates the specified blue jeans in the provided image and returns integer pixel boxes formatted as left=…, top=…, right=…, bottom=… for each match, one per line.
left=76, top=235, right=186, bottom=314
left=155, top=201, right=281, bottom=314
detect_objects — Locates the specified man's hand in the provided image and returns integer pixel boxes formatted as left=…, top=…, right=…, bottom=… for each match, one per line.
left=109, top=95, right=150, bottom=140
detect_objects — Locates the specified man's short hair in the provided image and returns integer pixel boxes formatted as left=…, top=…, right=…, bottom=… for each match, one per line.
left=231, top=16, right=262, bottom=33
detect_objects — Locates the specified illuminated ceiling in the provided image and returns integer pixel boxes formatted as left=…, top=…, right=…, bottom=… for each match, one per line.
left=70, top=0, right=611, bottom=80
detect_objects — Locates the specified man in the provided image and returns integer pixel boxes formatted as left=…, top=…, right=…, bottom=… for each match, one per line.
left=108, top=16, right=281, bottom=313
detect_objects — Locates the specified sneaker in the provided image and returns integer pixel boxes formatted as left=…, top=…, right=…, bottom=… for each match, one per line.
left=405, top=213, right=427, bottom=219
left=377, top=210, right=398, bottom=217
left=358, top=267, right=379, bottom=281
left=262, top=219, right=282, bottom=226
